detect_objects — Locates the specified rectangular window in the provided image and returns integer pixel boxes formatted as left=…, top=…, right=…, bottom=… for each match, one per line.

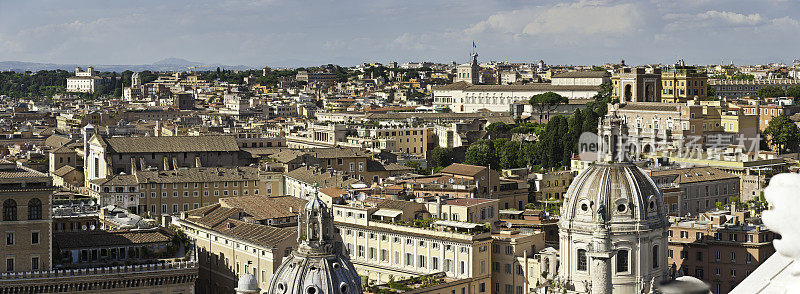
left=406, top=253, right=413, bottom=266
left=31, top=232, right=39, bottom=245
left=31, top=257, right=39, bottom=271
left=5, top=233, right=13, bottom=245
left=5, top=258, right=13, bottom=272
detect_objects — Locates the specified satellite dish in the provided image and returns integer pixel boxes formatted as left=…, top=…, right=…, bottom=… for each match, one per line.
left=357, top=193, right=366, bottom=202
left=89, top=225, right=96, bottom=230
left=506, top=222, right=513, bottom=229
left=81, top=225, right=87, bottom=230
left=88, top=200, right=95, bottom=206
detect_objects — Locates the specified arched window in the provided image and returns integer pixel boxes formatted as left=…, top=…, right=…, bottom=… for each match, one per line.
left=3, top=199, right=17, bottom=221
left=653, top=245, right=660, bottom=268
left=616, top=249, right=629, bottom=273
left=28, top=198, right=42, bottom=220
left=577, top=249, right=587, bottom=271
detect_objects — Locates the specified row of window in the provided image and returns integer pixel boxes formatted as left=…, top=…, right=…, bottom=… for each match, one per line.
left=670, top=248, right=756, bottom=264
left=5, top=257, right=40, bottom=272
left=2, top=198, right=42, bottom=221
left=576, top=246, right=660, bottom=273
left=5, top=232, right=40, bottom=246
left=669, top=229, right=767, bottom=243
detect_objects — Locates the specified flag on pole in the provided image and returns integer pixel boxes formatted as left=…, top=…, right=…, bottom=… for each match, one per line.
left=473, top=41, right=476, bottom=48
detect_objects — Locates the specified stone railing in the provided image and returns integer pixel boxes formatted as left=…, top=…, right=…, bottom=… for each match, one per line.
left=0, top=260, right=198, bottom=281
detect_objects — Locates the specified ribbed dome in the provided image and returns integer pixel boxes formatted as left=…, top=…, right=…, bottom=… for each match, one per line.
left=561, top=162, right=666, bottom=226
left=267, top=252, right=362, bottom=294
left=236, top=274, right=259, bottom=292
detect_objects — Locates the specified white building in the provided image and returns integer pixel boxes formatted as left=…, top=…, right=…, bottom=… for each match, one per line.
left=66, top=67, right=103, bottom=93
left=551, top=71, right=611, bottom=86
left=433, top=82, right=601, bottom=113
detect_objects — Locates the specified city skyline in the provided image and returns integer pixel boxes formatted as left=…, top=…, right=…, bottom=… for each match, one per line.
left=1, top=0, right=799, bottom=67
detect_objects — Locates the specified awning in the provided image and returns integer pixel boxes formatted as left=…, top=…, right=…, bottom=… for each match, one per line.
left=499, top=210, right=524, bottom=215
left=373, top=209, right=402, bottom=218
left=433, top=220, right=481, bottom=229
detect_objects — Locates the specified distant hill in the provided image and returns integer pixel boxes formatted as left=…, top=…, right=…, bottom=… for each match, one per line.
left=0, top=58, right=258, bottom=72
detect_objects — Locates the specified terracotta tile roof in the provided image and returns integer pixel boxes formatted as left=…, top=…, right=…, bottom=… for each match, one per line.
left=53, top=229, right=172, bottom=249
left=551, top=71, right=610, bottom=78
left=649, top=167, right=738, bottom=184
left=377, top=199, right=426, bottom=212
left=439, top=163, right=487, bottom=177
left=102, top=135, right=239, bottom=153
left=217, top=219, right=295, bottom=249
left=53, top=165, right=77, bottom=177
left=219, top=195, right=306, bottom=220
left=443, top=198, right=496, bottom=207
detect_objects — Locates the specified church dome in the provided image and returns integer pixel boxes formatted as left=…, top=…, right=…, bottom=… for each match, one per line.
left=561, top=162, right=667, bottom=227
left=268, top=192, right=362, bottom=294
left=235, top=274, right=260, bottom=293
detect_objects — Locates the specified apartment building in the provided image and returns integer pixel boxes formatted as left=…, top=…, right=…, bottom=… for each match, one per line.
left=0, top=160, right=53, bottom=273
left=424, top=197, right=500, bottom=224
left=87, top=166, right=282, bottom=215
left=490, top=230, right=545, bottom=294
left=333, top=202, right=493, bottom=292
left=710, top=79, right=800, bottom=99
left=602, top=100, right=759, bottom=152
left=171, top=196, right=302, bottom=293
left=530, top=170, right=576, bottom=202
left=668, top=211, right=776, bottom=293
left=650, top=167, right=740, bottom=216
left=661, top=65, right=709, bottom=103
left=738, top=101, right=800, bottom=131
left=283, top=166, right=363, bottom=204
left=84, top=135, right=246, bottom=185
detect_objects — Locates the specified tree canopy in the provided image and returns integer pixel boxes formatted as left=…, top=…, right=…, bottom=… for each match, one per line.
left=764, top=115, right=800, bottom=154
left=758, top=85, right=786, bottom=98
left=786, top=86, right=800, bottom=99
left=529, top=92, right=568, bottom=122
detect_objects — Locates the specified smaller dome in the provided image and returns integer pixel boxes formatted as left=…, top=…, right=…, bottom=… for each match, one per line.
left=236, top=274, right=260, bottom=292
left=305, top=194, right=327, bottom=211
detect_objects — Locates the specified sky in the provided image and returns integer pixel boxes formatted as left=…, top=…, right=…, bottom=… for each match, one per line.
left=1, top=0, right=798, bottom=68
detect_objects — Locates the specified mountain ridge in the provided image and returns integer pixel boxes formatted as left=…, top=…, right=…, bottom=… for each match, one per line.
left=0, top=58, right=259, bottom=72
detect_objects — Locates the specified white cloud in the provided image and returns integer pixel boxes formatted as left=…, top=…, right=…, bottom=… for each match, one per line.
left=465, top=1, right=642, bottom=41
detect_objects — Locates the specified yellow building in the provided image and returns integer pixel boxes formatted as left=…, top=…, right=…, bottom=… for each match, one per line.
left=88, top=166, right=283, bottom=216
left=660, top=65, right=709, bottom=103
left=333, top=202, right=493, bottom=292
left=171, top=196, right=303, bottom=294
left=491, top=230, right=546, bottom=294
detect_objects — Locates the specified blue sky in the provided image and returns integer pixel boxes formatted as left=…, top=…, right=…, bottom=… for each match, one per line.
left=1, top=0, right=798, bottom=67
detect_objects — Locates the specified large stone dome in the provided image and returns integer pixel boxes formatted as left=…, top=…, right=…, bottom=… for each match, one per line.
left=561, top=162, right=667, bottom=227
left=557, top=162, right=670, bottom=294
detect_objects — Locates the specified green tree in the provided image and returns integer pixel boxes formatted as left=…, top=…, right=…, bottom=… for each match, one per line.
left=758, top=85, right=786, bottom=98
left=429, top=147, right=454, bottom=169
left=707, top=84, right=716, bottom=98
left=464, top=141, right=498, bottom=168
left=764, top=115, right=800, bottom=154
left=529, top=92, right=568, bottom=122
left=786, top=86, right=800, bottom=99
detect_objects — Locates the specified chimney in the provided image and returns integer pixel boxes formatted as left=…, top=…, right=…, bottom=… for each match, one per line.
left=436, top=196, right=442, bottom=218
left=130, top=157, right=138, bottom=174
